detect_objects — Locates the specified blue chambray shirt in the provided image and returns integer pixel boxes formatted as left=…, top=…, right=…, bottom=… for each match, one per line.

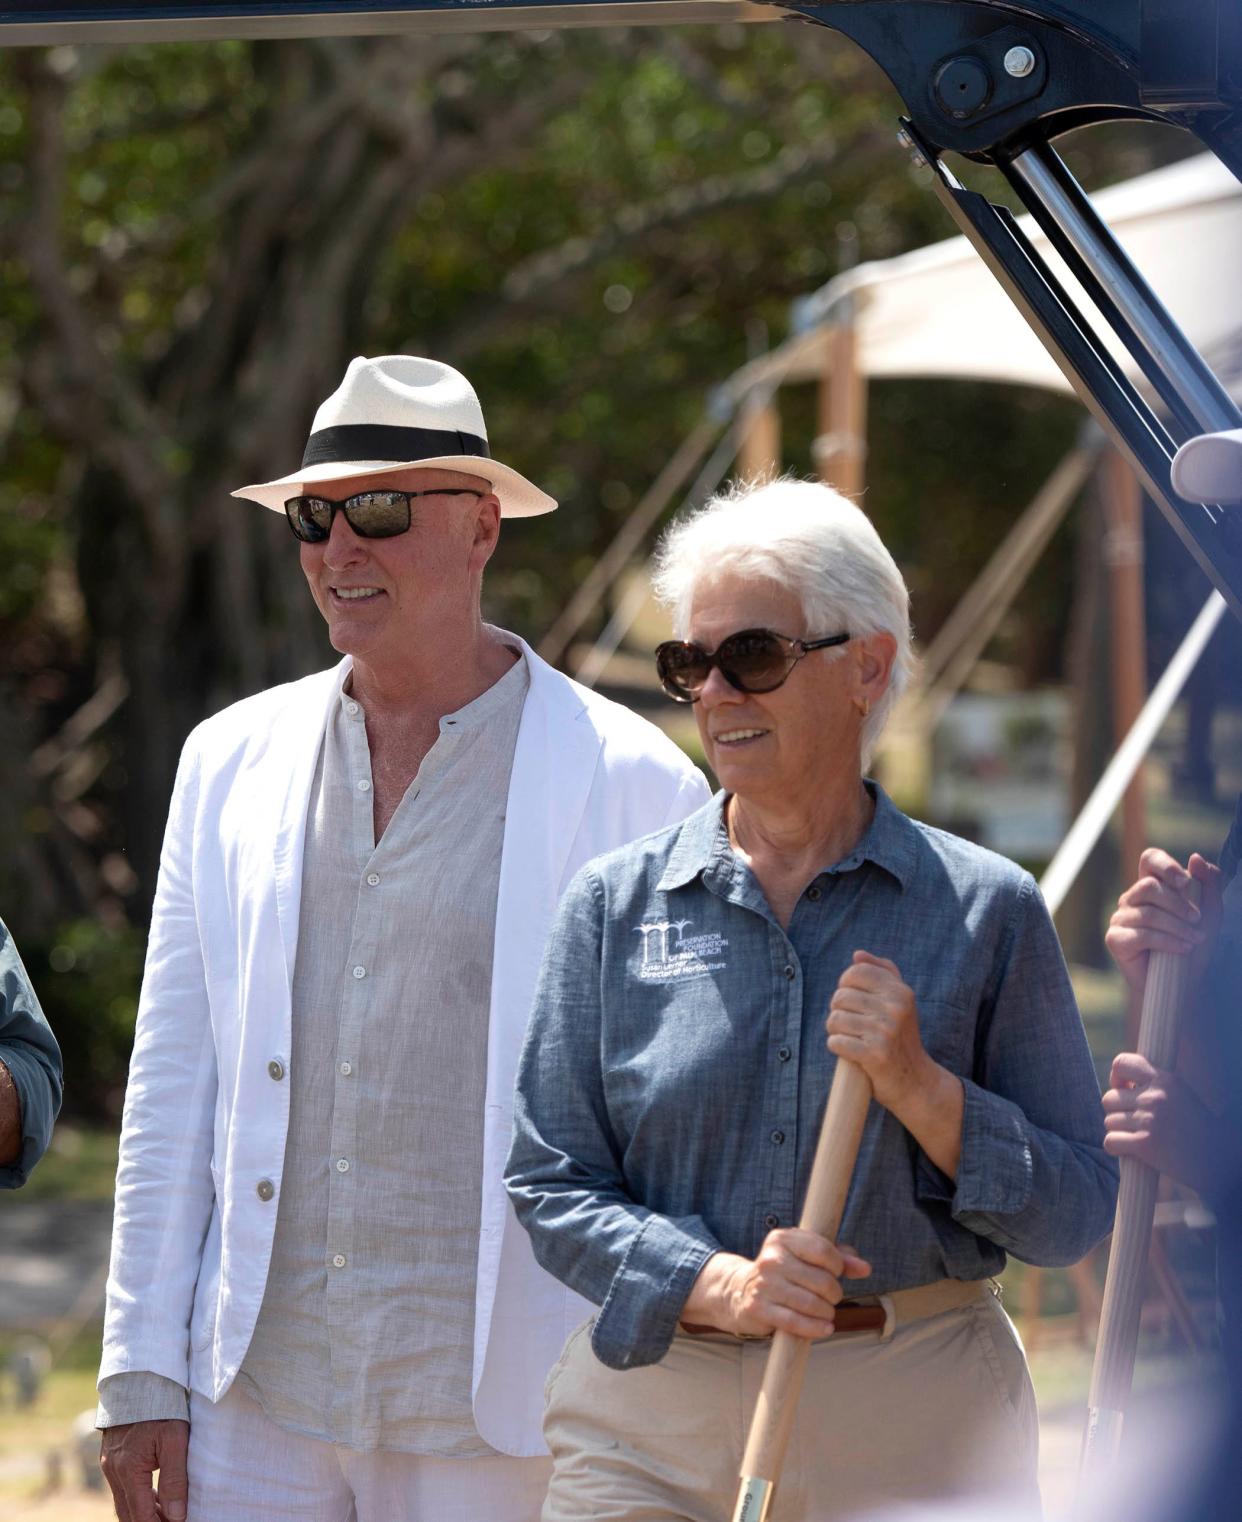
left=0, top=918, right=63, bottom=1189
left=506, top=786, right=1117, bottom=1372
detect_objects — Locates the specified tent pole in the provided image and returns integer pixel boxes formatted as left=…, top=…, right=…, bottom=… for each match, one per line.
left=536, top=415, right=722, bottom=666
left=1039, top=592, right=1226, bottom=918
left=913, top=445, right=1097, bottom=727
left=571, top=386, right=770, bottom=689
left=815, top=314, right=867, bottom=498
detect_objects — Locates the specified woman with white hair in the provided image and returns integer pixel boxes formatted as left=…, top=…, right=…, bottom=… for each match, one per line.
left=506, top=478, right=1116, bottom=1521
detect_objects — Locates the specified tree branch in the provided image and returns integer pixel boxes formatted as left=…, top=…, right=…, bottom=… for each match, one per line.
left=441, top=128, right=889, bottom=358
left=13, top=53, right=180, bottom=578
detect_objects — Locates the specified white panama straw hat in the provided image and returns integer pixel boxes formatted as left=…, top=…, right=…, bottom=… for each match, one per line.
left=232, top=354, right=557, bottom=518
left=1171, top=426, right=1242, bottom=506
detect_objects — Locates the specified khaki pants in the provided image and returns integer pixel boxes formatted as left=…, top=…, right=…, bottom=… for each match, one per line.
left=542, top=1284, right=1040, bottom=1522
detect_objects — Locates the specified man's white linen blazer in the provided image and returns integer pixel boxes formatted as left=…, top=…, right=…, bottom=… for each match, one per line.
left=100, top=637, right=710, bottom=1456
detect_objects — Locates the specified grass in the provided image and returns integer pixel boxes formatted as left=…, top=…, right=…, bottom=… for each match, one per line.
left=0, top=1365, right=111, bottom=1517
left=6, top=1126, right=119, bottom=1206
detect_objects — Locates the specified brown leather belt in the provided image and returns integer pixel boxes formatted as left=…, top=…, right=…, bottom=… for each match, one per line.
left=680, top=1278, right=993, bottom=1342
left=832, top=1301, right=887, bottom=1333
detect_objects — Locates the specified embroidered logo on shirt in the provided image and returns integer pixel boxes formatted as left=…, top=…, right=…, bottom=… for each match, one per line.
left=633, top=920, right=729, bottom=981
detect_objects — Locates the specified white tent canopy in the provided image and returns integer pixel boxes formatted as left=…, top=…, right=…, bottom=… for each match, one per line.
left=719, top=152, right=1241, bottom=402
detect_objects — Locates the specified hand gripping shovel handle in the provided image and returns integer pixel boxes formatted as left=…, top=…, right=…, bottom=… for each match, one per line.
left=731, top=1058, right=873, bottom=1522
left=1079, top=880, right=1201, bottom=1491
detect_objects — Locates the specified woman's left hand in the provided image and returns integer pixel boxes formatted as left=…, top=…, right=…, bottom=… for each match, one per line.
left=826, top=949, right=936, bottom=1113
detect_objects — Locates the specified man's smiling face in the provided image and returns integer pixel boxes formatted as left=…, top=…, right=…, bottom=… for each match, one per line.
left=297, top=465, right=497, bottom=666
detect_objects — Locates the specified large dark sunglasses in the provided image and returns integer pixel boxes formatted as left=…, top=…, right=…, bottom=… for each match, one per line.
left=655, top=627, right=850, bottom=703
left=284, top=488, right=483, bottom=543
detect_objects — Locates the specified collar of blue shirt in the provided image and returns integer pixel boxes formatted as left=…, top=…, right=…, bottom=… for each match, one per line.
left=656, top=782, right=916, bottom=895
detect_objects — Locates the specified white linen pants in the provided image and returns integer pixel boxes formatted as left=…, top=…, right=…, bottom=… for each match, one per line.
left=186, top=1385, right=551, bottom=1522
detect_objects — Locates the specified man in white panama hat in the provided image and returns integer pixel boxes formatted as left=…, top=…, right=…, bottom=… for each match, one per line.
left=96, top=355, right=710, bottom=1522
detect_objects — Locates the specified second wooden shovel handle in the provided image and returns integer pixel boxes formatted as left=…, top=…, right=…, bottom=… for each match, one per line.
left=733, top=1058, right=873, bottom=1519
left=1081, top=879, right=1201, bottom=1478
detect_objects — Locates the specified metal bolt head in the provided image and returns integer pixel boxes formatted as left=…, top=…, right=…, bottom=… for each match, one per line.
left=1004, top=45, right=1036, bottom=78
left=933, top=56, right=992, bottom=120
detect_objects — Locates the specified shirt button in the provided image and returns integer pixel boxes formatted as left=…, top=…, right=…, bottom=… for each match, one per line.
left=256, top=1179, right=275, bottom=1202
left=346, top=700, right=360, bottom=716
left=332, top=1254, right=347, bottom=1269
left=783, top=964, right=796, bottom=981
left=336, top=1158, right=350, bottom=1173
left=352, top=965, right=366, bottom=979
left=357, top=778, right=371, bottom=792
left=771, top=1130, right=785, bottom=1146
left=339, top=1061, right=353, bottom=1076
left=366, top=873, right=380, bottom=887
left=763, top=1213, right=780, bottom=1230
left=806, top=885, right=823, bottom=901
left=777, top=1046, right=792, bottom=1062
left=267, top=1060, right=285, bottom=1081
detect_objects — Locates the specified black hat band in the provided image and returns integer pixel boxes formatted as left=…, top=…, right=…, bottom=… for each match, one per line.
left=302, top=423, right=490, bottom=469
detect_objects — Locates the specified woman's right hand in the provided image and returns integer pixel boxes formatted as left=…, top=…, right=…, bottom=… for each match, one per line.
left=680, top=1229, right=871, bottom=1340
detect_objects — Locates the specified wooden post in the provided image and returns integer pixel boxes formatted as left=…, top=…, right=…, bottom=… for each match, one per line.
left=814, top=314, right=867, bottom=498
left=1102, top=449, right=1147, bottom=1045
left=737, top=395, right=781, bottom=483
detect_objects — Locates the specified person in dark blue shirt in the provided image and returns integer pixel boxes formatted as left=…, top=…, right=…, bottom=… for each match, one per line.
left=0, top=917, right=63, bottom=1188
left=1102, top=422, right=1242, bottom=1522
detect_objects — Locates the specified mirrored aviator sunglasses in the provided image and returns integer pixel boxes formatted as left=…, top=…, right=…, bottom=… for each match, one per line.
left=654, top=628, right=851, bottom=703
left=283, top=488, right=483, bottom=543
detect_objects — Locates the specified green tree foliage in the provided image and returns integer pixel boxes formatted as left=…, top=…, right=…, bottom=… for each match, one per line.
left=0, top=25, right=1194, bottom=1115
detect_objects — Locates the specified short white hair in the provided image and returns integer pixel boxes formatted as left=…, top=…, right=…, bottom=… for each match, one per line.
left=651, top=476, right=915, bottom=763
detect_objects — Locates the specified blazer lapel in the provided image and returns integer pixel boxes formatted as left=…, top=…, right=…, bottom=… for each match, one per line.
left=473, top=642, right=603, bottom=1395
left=485, top=641, right=602, bottom=1111
left=272, top=659, right=350, bottom=989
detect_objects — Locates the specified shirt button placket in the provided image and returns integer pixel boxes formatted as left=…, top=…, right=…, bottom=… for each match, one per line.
left=773, top=940, right=801, bottom=1228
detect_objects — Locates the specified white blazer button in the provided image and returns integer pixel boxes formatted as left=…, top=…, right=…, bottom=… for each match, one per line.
left=256, top=1180, right=275, bottom=1202
left=267, top=1060, right=285, bottom=1081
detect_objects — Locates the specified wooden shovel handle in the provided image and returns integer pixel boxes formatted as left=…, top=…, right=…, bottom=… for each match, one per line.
left=732, top=1058, right=873, bottom=1521
left=1082, top=880, right=1201, bottom=1475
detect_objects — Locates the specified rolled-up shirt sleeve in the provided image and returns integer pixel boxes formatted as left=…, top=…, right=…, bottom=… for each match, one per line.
left=0, top=920, right=63, bottom=1190
left=96, top=1371, right=189, bottom=1428
left=916, top=875, right=1118, bottom=1264
left=506, top=867, right=721, bottom=1371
